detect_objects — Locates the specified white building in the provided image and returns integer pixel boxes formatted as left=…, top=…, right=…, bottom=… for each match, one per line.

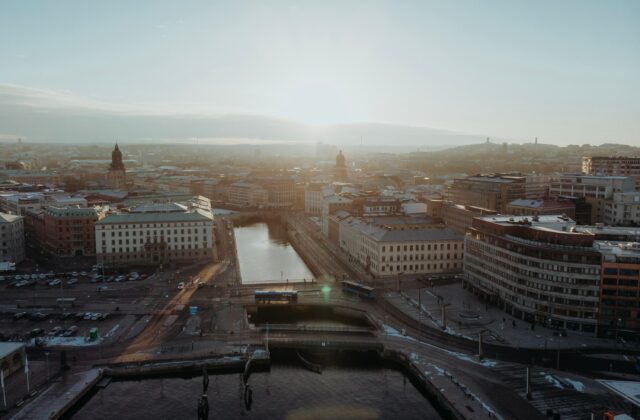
left=549, top=174, right=636, bottom=224
left=96, top=204, right=214, bottom=267
left=0, top=192, right=44, bottom=215
left=304, top=184, right=333, bottom=215
left=603, top=192, right=640, bottom=226
left=549, top=174, right=634, bottom=200
left=338, top=216, right=464, bottom=277
left=0, top=212, right=25, bottom=264
left=321, top=195, right=353, bottom=236
left=227, top=182, right=268, bottom=208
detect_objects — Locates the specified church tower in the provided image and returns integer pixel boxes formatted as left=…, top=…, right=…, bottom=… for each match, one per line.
left=107, top=143, right=127, bottom=189
left=334, top=150, right=348, bottom=182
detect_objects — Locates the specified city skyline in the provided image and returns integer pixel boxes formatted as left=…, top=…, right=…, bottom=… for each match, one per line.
left=1, top=1, right=639, bottom=146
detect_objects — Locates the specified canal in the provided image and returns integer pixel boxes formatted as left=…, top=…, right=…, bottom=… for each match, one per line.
left=234, top=221, right=314, bottom=284
left=69, top=355, right=442, bottom=419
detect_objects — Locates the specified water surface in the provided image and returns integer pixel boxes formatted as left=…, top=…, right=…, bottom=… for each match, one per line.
left=71, top=365, right=440, bottom=420
left=234, top=222, right=314, bottom=284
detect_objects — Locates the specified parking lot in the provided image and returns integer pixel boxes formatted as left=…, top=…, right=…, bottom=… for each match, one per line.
left=0, top=266, right=152, bottom=290
left=0, top=309, right=125, bottom=345
left=0, top=265, right=167, bottom=346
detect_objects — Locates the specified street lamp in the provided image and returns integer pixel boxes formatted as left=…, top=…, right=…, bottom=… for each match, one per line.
left=615, top=317, right=623, bottom=341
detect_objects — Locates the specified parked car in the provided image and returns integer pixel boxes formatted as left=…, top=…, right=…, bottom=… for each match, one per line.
left=48, top=279, right=62, bottom=287
left=62, top=326, right=78, bottom=337
left=29, top=328, right=45, bottom=337
left=177, top=282, right=185, bottom=290
left=67, top=278, right=78, bottom=286
left=83, top=313, right=92, bottom=320
left=80, top=272, right=88, bottom=277
left=59, top=312, right=73, bottom=320
left=13, top=311, right=28, bottom=320
left=100, top=312, right=110, bottom=320
left=48, top=326, right=63, bottom=336
left=74, top=312, right=85, bottom=319
left=30, top=312, right=48, bottom=321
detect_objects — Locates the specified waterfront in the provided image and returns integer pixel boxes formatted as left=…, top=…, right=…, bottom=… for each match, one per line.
left=234, top=221, right=314, bottom=284
left=70, top=364, right=441, bottom=420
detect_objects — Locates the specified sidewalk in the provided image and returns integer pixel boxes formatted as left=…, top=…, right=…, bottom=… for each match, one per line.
left=393, top=282, right=637, bottom=350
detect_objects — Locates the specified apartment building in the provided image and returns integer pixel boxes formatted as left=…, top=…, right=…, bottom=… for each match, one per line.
left=227, top=182, right=268, bottom=208
left=448, top=174, right=526, bottom=213
left=583, top=156, right=640, bottom=185
left=603, top=192, right=640, bottom=227
left=27, top=207, right=101, bottom=258
left=549, top=174, right=635, bottom=224
left=596, top=240, right=640, bottom=335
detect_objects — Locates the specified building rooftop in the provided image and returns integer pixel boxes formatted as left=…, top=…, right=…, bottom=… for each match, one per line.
left=0, top=212, right=23, bottom=223
left=595, top=241, right=640, bottom=261
left=477, top=214, right=575, bottom=226
left=344, top=216, right=461, bottom=243
left=554, top=173, right=631, bottom=181
left=0, top=342, right=24, bottom=359
left=45, top=207, right=98, bottom=218
left=508, top=199, right=575, bottom=209
left=573, top=225, right=640, bottom=240
left=97, top=208, right=212, bottom=225
left=131, top=203, right=188, bottom=213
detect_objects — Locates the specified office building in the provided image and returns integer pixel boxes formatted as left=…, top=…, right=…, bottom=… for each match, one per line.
left=96, top=203, right=214, bottom=267
left=339, top=215, right=463, bottom=277
left=583, top=156, right=640, bottom=185
left=0, top=212, right=25, bottom=264
left=464, top=215, right=601, bottom=333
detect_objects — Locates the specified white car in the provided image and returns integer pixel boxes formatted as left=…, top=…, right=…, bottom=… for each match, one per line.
left=177, top=282, right=185, bottom=290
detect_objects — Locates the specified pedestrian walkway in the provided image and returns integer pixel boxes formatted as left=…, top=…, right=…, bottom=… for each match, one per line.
left=11, top=369, right=102, bottom=420
left=393, top=282, right=634, bottom=350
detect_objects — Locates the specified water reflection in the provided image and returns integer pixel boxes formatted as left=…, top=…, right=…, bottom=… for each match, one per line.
left=234, top=222, right=314, bottom=284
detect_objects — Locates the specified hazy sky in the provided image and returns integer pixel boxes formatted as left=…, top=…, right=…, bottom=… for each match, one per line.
left=1, top=0, right=638, bottom=145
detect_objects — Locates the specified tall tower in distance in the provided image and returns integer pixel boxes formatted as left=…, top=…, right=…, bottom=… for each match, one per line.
left=107, top=143, right=127, bottom=189
left=334, top=150, right=348, bottom=182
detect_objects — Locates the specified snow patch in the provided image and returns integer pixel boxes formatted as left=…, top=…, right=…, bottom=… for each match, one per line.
left=382, top=324, right=498, bottom=368
left=564, top=378, right=585, bottom=392
left=35, top=336, right=103, bottom=347
left=545, top=375, right=563, bottom=389
left=105, top=324, right=120, bottom=338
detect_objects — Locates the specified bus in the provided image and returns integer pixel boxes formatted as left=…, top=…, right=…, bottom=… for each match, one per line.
left=341, top=280, right=375, bottom=299
left=255, top=290, right=298, bottom=304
